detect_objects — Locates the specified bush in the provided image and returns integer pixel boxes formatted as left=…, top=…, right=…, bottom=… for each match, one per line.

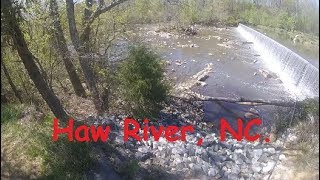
left=272, top=98, right=319, bottom=136
left=117, top=45, right=169, bottom=119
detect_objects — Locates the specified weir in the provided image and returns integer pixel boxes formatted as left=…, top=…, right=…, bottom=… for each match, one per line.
left=237, top=24, right=319, bottom=99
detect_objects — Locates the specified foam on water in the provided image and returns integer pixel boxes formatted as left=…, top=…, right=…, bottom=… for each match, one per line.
left=237, top=24, right=319, bottom=100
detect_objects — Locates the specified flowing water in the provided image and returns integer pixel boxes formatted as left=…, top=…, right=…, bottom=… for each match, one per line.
left=237, top=24, right=319, bottom=99
left=113, top=24, right=318, bottom=130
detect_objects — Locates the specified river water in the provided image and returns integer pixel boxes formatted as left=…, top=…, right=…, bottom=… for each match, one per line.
left=110, top=24, right=317, bottom=131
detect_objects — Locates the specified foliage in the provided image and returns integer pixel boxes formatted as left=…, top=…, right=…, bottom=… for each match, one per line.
left=272, top=98, right=319, bottom=172
left=272, top=98, right=319, bottom=136
left=1, top=104, right=92, bottom=179
left=1, top=104, right=22, bottom=124
left=119, top=160, right=139, bottom=179
left=117, top=45, right=169, bottom=119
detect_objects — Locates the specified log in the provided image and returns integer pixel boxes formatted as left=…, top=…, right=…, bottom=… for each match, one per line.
left=171, top=92, right=296, bottom=107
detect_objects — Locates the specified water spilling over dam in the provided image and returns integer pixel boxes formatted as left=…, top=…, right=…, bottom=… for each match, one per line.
left=237, top=24, right=319, bottom=99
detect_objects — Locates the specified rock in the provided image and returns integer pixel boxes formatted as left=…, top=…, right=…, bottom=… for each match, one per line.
left=183, top=26, right=197, bottom=36
left=244, top=112, right=258, bottom=119
left=135, top=152, right=153, bottom=161
left=193, top=164, right=202, bottom=172
left=198, top=74, right=209, bottom=82
left=234, top=149, right=243, bottom=154
left=249, top=108, right=259, bottom=114
left=235, top=156, right=244, bottom=165
left=109, top=132, right=117, bottom=141
left=252, top=164, right=262, bottom=173
left=293, top=34, right=301, bottom=44
left=224, top=172, right=238, bottom=180
left=115, top=136, right=124, bottom=145
left=208, top=168, right=217, bottom=176
left=189, top=163, right=195, bottom=169
left=258, top=153, right=268, bottom=163
left=264, top=147, right=276, bottom=154
left=253, top=149, right=263, bottom=159
left=102, top=119, right=117, bottom=130
left=262, top=161, right=275, bottom=173
left=190, top=44, right=199, bottom=48
left=259, top=69, right=272, bottom=79
left=279, top=154, right=286, bottom=161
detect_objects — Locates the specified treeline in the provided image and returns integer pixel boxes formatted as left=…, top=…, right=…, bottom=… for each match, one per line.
left=114, top=0, right=319, bottom=35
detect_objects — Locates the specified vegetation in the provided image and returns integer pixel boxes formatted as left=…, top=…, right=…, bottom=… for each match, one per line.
left=272, top=98, right=319, bottom=171
left=117, top=46, right=169, bottom=119
left=1, top=104, right=92, bottom=179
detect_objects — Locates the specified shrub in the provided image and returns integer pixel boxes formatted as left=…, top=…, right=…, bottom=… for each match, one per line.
left=272, top=98, right=319, bottom=136
left=117, top=45, right=169, bottom=119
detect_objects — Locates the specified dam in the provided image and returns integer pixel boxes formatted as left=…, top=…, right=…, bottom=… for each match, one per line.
left=237, top=24, right=319, bottom=99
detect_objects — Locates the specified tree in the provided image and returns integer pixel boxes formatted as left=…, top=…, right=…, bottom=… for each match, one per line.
left=49, top=0, right=87, bottom=98
left=2, top=0, right=69, bottom=120
left=65, top=0, right=129, bottom=115
left=117, top=46, right=169, bottom=119
left=1, top=54, right=23, bottom=103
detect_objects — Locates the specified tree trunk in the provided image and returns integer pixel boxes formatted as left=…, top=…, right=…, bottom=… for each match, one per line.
left=49, top=0, right=87, bottom=98
left=66, top=0, right=104, bottom=115
left=65, top=0, right=129, bottom=115
left=1, top=57, right=23, bottom=103
left=3, top=0, right=69, bottom=120
left=65, top=0, right=81, bottom=49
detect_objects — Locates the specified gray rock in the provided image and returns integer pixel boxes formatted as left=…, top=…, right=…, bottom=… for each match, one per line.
left=258, top=153, right=268, bottom=163
left=262, top=161, right=275, bottom=173
left=253, top=149, right=263, bottom=159
left=252, top=164, right=262, bottom=173
left=208, top=168, right=217, bottom=176
left=198, top=74, right=209, bottom=82
left=135, top=152, right=153, bottom=161
left=279, top=154, right=286, bottom=161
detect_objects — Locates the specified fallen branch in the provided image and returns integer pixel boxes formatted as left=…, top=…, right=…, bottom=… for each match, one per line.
left=171, top=92, right=296, bottom=107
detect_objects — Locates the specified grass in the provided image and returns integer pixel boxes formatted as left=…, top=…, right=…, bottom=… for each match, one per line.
left=1, top=104, right=93, bottom=179
left=272, top=98, right=319, bottom=173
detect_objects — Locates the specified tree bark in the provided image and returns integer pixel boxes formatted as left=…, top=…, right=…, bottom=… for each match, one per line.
left=65, top=0, right=103, bottom=115
left=1, top=57, right=23, bottom=103
left=65, top=0, right=129, bottom=115
left=3, top=0, right=69, bottom=120
left=49, top=0, right=87, bottom=98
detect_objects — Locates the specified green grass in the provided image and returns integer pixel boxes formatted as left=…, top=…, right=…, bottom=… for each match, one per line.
left=1, top=104, right=93, bottom=179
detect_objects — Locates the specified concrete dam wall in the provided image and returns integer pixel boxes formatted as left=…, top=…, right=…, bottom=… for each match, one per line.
left=237, top=23, right=319, bottom=99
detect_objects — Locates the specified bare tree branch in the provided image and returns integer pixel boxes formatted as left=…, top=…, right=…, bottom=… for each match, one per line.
left=82, top=0, right=128, bottom=35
